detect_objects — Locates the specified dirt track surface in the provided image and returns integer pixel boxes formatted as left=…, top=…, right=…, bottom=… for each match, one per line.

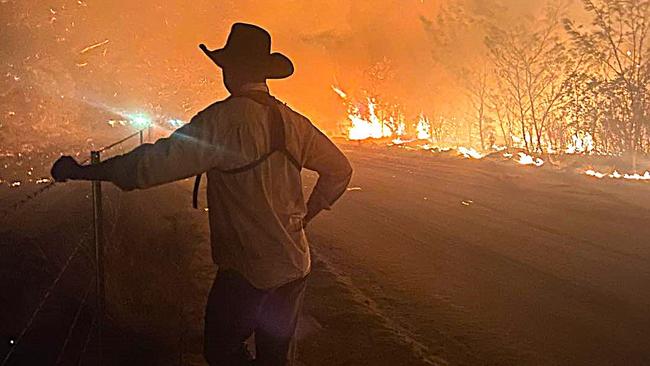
left=2, top=145, right=650, bottom=365
left=305, top=146, right=650, bottom=365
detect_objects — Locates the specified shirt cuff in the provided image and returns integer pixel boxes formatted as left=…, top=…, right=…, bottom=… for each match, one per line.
left=307, top=191, right=332, bottom=212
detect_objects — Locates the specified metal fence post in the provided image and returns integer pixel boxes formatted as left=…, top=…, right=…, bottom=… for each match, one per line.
left=91, top=151, right=104, bottom=365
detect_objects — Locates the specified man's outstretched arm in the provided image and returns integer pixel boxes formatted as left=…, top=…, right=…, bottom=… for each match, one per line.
left=51, top=111, right=220, bottom=190
left=302, top=128, right=353, bottom=225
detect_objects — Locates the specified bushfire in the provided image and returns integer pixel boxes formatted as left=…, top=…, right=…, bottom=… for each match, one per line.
left=330, top=86, right=650, bottom=182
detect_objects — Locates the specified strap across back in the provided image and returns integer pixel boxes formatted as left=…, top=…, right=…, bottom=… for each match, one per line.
left=192, top=93, right=301, bottom=209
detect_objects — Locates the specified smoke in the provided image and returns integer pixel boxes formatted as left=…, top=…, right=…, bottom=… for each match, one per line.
left=0, top=0, right=576, bottom=142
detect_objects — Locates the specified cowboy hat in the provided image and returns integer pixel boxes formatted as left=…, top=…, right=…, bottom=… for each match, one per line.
left=199, top=23, right=294, bottom=79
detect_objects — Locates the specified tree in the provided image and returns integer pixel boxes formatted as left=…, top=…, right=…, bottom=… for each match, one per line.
left=421, top=0, right=503, bottom=149
left=564, top=0, right=650, bottom=154
left=485, top=3, right=574, bottom=153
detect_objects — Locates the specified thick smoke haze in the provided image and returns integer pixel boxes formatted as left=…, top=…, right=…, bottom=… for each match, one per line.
left=1, top=0, right=568, bottom=141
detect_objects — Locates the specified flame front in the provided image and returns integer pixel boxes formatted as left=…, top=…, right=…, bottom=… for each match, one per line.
left=330, top=85, right=647, bottom=183
left=416, top=115, right=431, bottom=140
left=347, top=99, right=393, bottom=140
left=585, top=169, right=650, bottom=181
left=333, top=86, right=408, bottom=141
left=458, top=147, right=484, bottom=159
left=516, top=152, right=544, bottom=167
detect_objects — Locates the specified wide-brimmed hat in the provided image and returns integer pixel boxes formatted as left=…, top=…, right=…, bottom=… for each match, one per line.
left=199, top=23, right=294, bottom=79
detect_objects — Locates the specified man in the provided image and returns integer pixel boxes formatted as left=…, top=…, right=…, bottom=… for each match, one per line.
left=51, top=23, right=352, bottom=365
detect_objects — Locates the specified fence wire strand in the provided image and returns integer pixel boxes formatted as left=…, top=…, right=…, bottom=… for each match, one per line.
left=1, top=128, right=148, bottom=366
left=1, top=129, right=146, bottom=220
left=76, top=314, right=97, bottom=366
left=1, top=232, right=90, bottom=366
left=54, top=278, right=94, bottom=366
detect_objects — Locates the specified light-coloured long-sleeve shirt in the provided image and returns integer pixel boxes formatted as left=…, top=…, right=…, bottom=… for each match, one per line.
left=97, top=84, right=352, bottom=289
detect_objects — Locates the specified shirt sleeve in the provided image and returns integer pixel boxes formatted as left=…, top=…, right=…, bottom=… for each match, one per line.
left=97, top=110, right=222, bottom=190
left=302, top=127, right=353, bottom=219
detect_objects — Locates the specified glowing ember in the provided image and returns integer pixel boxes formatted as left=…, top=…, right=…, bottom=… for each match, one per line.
left=10, top=181, right=21, bottom=188
left=458, top=147, right=483, bottom=159
left=331, top=85, right=347, bottom=99
left=516, top=152, right=544, bottom=167
left=623, top=172, right=650, bottom=180
left=80, top=39, right=110, bottom=54
left=585, top=170, right=606, bottom=178
left=108, top=119, right=128, bottom=127
left=585, top=169, right=650, bottom=181
left=36, top=178, right=51, bottom=184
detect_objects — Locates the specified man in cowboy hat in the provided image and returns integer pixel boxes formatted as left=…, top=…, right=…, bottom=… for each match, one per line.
left=51, top=23, right=352, bottom=365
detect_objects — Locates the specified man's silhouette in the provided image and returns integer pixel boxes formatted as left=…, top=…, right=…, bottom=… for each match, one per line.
left=51, top=23, right=353, bottom=366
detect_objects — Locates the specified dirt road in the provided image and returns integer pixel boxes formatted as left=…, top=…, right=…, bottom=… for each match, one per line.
left=3, top=145, right=650, bottom=365
left=305, top=146, right=650, bottom=365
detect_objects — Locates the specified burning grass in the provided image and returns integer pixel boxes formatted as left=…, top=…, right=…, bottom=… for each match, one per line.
left=330, top=86, right=649, bottom=184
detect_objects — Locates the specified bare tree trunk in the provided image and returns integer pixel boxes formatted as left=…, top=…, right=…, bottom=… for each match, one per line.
left=495, top=103, right=510, bottom=148
left=520, top=118, right=528, bottom=151
left=478, top=104, right=485, bottom=150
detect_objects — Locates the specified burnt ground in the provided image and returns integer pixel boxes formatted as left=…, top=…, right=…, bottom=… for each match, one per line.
left=2, top=145, right=650, bottom=365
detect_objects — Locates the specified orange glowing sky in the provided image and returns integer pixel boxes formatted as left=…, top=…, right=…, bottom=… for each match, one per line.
left=1, top=0, right=579, bottom=134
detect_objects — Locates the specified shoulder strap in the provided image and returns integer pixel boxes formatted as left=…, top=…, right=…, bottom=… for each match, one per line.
left=192, top=173, right=202, bottom=209
left=192, top=92, right=301, bottom=209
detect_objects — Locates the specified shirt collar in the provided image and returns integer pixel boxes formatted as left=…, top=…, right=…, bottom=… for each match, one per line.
left=239, top=82, right=269, bottom=94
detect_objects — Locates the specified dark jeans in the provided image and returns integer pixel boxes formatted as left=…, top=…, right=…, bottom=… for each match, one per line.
left=204, top=270, right=307, bottom=366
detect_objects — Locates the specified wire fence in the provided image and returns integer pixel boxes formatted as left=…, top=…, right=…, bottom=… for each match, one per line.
left=1, top=128, right=149, bottom=366
left=0, top=129, right=146, bottom=220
